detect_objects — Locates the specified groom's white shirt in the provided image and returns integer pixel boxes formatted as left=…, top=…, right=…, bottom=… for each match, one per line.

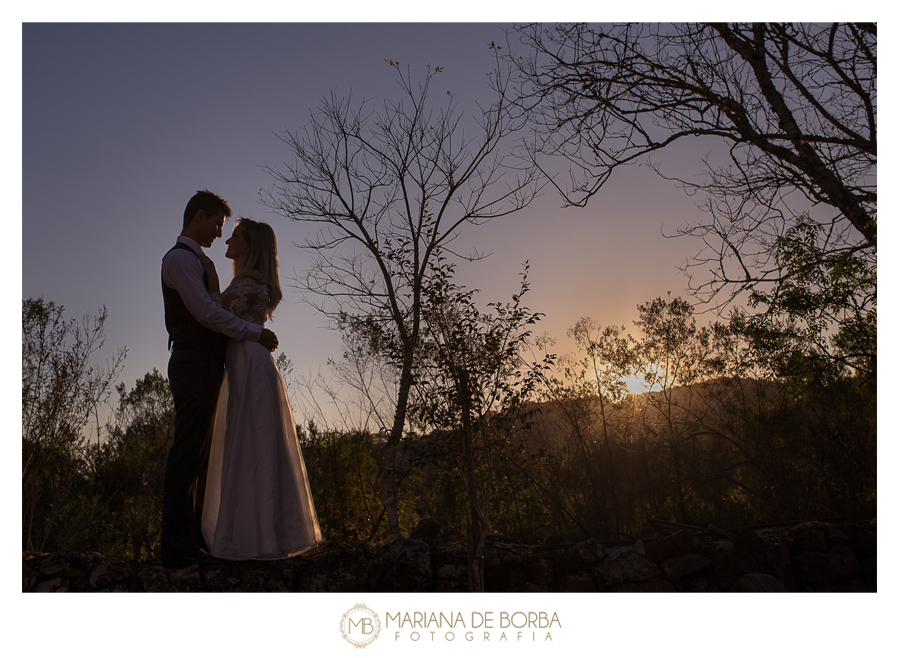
left=162, top=236, right=262, bottom=342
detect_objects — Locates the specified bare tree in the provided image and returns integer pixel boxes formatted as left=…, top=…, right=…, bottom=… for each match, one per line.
left=264, top=58, right=540, bottom=541
left=509, top=23, right=875, bottom=306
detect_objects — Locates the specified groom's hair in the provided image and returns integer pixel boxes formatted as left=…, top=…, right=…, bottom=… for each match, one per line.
left=183, top=190, right=232, bottom=227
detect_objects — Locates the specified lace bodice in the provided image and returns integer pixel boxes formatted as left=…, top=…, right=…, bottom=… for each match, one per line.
left=212, top=270, right=270, bottom=325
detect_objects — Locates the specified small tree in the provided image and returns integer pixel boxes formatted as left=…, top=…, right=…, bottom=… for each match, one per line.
left=632, top=296, right=718, bottom=524
left=92, top=369, right=174, bottom=559
left=566, top=319, right=635, bottom=532
left=265, top=58, right=540, bottom=540
left=22, top=298, right=125, bottom=552
left=413, top=260, right=551, bottom=590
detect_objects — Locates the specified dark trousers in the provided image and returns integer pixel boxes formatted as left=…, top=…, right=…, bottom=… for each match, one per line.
left=160, top=348, right=225, bottom=562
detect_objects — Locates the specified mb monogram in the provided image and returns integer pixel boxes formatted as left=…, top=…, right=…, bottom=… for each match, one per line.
left=340, top=604, right=382, bottom=648
left=340, top=606, right=560, bottom=646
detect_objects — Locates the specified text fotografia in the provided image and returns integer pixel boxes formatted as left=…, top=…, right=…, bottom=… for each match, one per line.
left=387, top=611, right=561, bottom=642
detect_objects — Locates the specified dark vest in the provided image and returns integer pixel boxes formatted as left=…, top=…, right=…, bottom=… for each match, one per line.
left=162, top=242, right=227, bottom=355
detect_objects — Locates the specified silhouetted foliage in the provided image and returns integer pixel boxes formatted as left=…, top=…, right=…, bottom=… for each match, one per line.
left=22, top=297, right=874, bottom=558
left=22, top=298, right=125, bottom=552
left=412, top=259, right=552, bottom=589
left=516, top=297, right=875, bottom=538
left=87, top=369, right=174, bottom=559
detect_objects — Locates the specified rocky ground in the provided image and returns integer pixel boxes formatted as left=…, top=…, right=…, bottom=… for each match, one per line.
left=23, top=519, right=876, bottom=593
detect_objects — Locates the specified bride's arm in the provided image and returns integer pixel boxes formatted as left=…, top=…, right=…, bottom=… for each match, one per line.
left=217, top=272, right=276, bottom=348
left=218, top=272, right=263, bottom=320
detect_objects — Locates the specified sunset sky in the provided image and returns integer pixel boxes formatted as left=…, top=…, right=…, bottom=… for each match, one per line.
left=11, top=8, right=891, bottom=656
left=21, top=21, right=718, bottom=430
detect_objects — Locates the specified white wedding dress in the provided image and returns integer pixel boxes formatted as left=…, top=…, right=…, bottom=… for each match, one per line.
left=201, top=269, right=322, bottom=560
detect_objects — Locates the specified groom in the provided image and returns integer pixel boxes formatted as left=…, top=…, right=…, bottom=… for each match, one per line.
left=160, top=189, right=278, bottom=568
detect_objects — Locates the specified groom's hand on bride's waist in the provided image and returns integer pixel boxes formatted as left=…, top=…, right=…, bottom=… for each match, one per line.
left=258, top=328, right=279, bottom=352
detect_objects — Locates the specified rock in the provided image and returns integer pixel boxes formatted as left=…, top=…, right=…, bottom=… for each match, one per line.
left=237, top=567, right=289, bottom=592
left=525, top=558, right=553, bottom=585
left=300, top=569, right=341, bottom=592
left=823, top=525, right=849, bottom=545
left=20, top=519, right=875, bottom=592
left=573, top=538, right=605, bottom=564
left=433, top=544, right=467, bottom=562
left=659, top=553, right=711, bottom=580
left=207, top=561, right=301, bottom=592
left=828, top=545, right=861, bottom=580
left=565, top=571, right=595, bottom=592
left=136, top=566, right=174, bottom=592
left=682, top=579, right=721, bottom=592
left=35, top=577, right=68, bottom=592
left=524, top=582, right=548, bottom=593
left=547, top=578, right=569, bottom=593
left=592, top=550, right=661, bottom=588
left=549, top=550, right=579, bottom=574
left=89, top=561, right=135, bottom=590
left=89, top=563, right=111, bottom=589
left=369, top=538, right=432, bottom=592
left=167, top=564, right=202, bottom=592
left=481, top=553, right=502, bottom=570
left=432, top=545, right=467, bottom=583
left=614, top=580, right=676, bottom=592
left=488, top=562, right=526, bottom=592
left=435, top=579, right=468, bottom=592
left=790, top=549, right=836, bottom=587
left=705, top=543, right=758, bottom=577
left=605, top=546, right=634, bottom=559
left=861, top=557, right=877, bottom=590
left=40, top=552, right=96, bottom=578
left=437, top=564, right=467, bottom=580
left=23, top=554, right=43, bottom=575
left=787, top=522, right=828, bottom=551
left=639, top=530, right=700, bottom=562
left=733, top=528, right=770, bottom=563
left=853, top=532, right=877, bottom=558
left=730, top=573, right=786, bottom=592
left=201, top=567, right=239, bottom=591
left=842, top=579, right=873, bottom=592
left=99, top=580, right=142, bottom=592
left=296, top=557, right=369, bottom=592
left=23, top=565, right=40, bottom=591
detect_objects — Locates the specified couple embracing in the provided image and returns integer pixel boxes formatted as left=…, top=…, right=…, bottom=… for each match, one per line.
left=160, top=190, right=322, bottom=568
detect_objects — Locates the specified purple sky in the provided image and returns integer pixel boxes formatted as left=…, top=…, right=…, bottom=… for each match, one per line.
left=22, top=22, right=712, bottom=430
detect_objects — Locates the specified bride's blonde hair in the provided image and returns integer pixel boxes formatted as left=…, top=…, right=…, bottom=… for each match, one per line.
left=232, top=217, right=283, bottom=319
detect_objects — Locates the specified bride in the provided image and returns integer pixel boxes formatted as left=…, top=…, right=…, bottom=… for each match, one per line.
left=199, top=217, right=322, bottom=560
